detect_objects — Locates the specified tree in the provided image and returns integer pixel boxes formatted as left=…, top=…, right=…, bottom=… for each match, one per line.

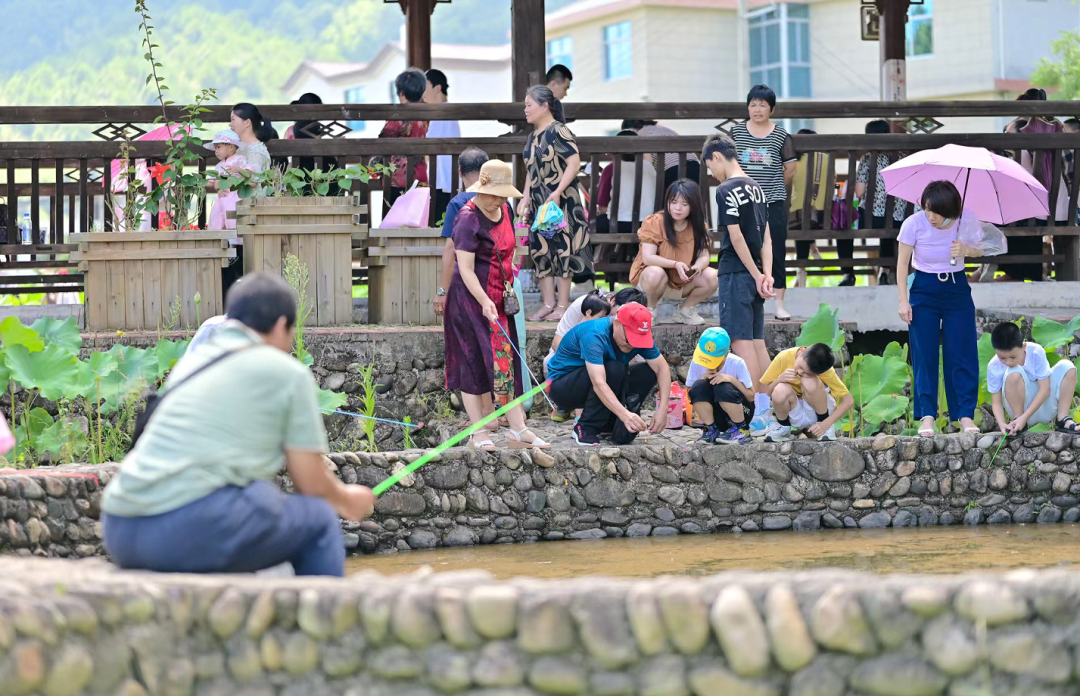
left=1032, top=31, right=1080, bottom=99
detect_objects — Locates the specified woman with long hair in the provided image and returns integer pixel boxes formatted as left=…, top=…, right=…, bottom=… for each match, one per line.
left=285, top=92, right=339, bottom=174
left=230, top=103, right=273, bottom=174
left=520, top=85, right=591, bottom=322
left=629, top=179, right=718, bottom=325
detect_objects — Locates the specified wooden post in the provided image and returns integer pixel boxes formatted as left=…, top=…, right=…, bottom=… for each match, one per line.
left=876, top=0, right=911, bottom=101
left=398, top=0, right=434, bottom=70
left=511, top=0, right=546, bottom=102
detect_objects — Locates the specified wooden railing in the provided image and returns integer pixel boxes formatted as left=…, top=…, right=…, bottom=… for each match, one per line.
left=3, top=101, right=1080, bottom=299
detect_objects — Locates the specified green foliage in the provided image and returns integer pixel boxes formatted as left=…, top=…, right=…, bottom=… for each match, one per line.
left=795, top=304, right=845, bottom=352
left=29, top=317, right=82, bottom=354
left=0, top=316, right=189, bottom=466
left=317, top=388, right=347, bottom=411
left=0, top=316, right=45, bottom=352
left=861, top=394, right=910, bottom=428
left=219, top=163, right=392, bottom=200
left=354, top=361, right=379, bottom=452
left=1031, top=315, right=1080, bottom=351
left=283, top=254, right=315, bottom=367
left=1032, top=31, right=1080, bottom=100
left=839, top=348, right=910, bottom=436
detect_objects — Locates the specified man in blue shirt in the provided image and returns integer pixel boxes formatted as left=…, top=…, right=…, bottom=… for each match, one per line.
left=433, top=147, right=488, bottom=317
left=547, top=302, right=671, bottom=446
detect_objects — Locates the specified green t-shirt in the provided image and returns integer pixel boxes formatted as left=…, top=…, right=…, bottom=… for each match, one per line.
left=102, top=322, right=328, bottom=517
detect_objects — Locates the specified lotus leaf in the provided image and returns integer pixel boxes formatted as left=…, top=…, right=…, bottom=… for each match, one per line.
left=844, top=353, right=908, bottom=406
left=154, top=339, right=190, bottom=377
left=0, top=317, right=44, bottom=352
left=4, top=344, right=83, bottom=401
left=97, top=345, right=161, bottom=413
left=1032, top=315, right=1080, bottom=350
left=795, top=304, right=844, bottom=351
left=73, top=353, right=120, bottom=398
left=29, top=317, right=82, bottom=354
left=862, top=394, right=910, bottom=426
left=14, top=407, right=54, bottom=450
left=34, top=417, right=88, bottom=457
left=882, top=341, right=908, bottom=361
left=318, top=388, right=348, bottom=411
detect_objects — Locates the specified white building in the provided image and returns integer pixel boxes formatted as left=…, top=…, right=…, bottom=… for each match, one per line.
left=282, top=40, right=512, bottom=138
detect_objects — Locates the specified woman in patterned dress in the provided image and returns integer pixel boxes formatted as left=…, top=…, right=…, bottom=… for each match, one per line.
left=518, top=85, right=592, bottom=323
left=444, top=160, right=551, bottom=452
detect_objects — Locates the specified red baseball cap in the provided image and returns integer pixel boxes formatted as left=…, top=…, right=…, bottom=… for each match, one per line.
left=616, top=302, right=654, bottom=350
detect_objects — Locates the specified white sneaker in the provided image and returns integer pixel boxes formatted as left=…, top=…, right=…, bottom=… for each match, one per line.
left=764, top=421, right=793, bottom=443
left=671, top=306, right=705, bottom=326
left=818, top=425, right=837, bottom=442
left=749, top=410, right=773, bottom=437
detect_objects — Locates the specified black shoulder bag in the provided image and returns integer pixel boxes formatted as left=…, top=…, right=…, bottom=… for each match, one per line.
left=132, top=346, right=253, bottom=445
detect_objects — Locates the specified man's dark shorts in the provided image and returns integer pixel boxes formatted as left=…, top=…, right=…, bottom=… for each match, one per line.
left=718, top=271, right=764, bottom=341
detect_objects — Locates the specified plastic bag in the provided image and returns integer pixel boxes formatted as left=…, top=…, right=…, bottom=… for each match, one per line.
left=530, top=201, right=567, bottom=239
left=976, top=222, right=1009, bottom=257
left=0, top=412, right=14, bottom=456
left=380, top=181, right=430, bottom=228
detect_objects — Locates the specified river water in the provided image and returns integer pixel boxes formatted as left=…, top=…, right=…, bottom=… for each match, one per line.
left=346, top=525, right=1080, bottom=578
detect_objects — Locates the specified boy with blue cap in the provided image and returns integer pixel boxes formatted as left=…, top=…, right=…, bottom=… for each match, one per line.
left=687, top=327, right=755, bottom=444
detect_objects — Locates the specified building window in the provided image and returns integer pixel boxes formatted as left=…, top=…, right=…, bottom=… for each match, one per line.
left=603, top=21, right=632, bottom=81
left=749, top=3, right=811, bottom=98
left=547, top=37, right=573, bottom=71
left=345, top=87, right=365, bottom=132
left=906, top=0, right=932, bottom=57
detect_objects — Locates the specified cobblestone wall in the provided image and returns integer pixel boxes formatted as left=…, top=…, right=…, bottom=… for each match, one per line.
left=3, top=433, right=1080, bottom=558
left=2, top=557, right=1080, bottom=695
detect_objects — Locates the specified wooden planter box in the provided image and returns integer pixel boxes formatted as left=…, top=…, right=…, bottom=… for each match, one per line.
left=364, top=227, right=445, bottom=326
left=235, top=197, right=364, bottom=326
left=71, top=231, right=234, bottom=331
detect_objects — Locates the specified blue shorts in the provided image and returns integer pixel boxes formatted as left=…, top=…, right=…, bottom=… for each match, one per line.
left=103, top=480, right=345, bottom=577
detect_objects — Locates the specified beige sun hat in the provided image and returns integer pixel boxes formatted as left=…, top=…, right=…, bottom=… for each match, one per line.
left=467, top=160, right=523, bottom=198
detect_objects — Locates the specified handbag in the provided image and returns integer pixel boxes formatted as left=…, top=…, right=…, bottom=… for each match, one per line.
left=379, top=180, right=430, bottom=228
left=493, top=207, right=520, bottom=317
left=132, top=345, right=253, bottom=445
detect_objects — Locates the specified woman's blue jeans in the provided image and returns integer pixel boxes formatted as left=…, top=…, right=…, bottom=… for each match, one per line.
left=103, top=480, right=345, bottom=577
left=908, top=270, right=978, bottom=420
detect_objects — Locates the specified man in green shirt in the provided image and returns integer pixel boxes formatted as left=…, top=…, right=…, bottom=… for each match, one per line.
left=102, top=274, right=374, bottom=576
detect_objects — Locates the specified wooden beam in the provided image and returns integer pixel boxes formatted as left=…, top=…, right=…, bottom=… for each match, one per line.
left=511, top=0, right=546, bottom=102
left=3, top=101, right=1080, bottom=125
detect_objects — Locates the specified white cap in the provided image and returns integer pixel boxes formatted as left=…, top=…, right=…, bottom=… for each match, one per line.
left=203, top=130, right=241, bottom=151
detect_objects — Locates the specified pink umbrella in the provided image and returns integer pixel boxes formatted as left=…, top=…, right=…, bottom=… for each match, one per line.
left=881, top=144, right=1049, bottom=225
left=109, top=123, right=190, bottom=184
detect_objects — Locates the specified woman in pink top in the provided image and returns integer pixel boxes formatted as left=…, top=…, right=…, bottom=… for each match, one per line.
left=896, top=181, right=983, bottom=437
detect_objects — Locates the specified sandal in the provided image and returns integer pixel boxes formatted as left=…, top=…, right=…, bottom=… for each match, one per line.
left=774, top=309, right=792, bottom=321
left=507, top=428, right=552, bottom=451
left=1056, top=417, right=1080, bottom=434
left=546, top=305, right=569, bottom=323
left=918, top=417, right=935, bottom=438
left=459, top=418, right=504, bottom=432
left=467, top=433, right=497, bottom=452
left=528, top=304, right=554, bottom=322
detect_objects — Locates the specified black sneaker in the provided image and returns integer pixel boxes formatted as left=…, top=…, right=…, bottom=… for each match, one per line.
left=839, top=274, right=856, bottom=287
left=572, top=423, right=601, bottom=447
left=698, top=424, right=722, bottom=443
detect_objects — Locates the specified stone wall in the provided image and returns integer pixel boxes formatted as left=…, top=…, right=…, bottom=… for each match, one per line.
left=4, top=433, right=1080, bottom=558
left=3, top=557, right=1080, bottom=695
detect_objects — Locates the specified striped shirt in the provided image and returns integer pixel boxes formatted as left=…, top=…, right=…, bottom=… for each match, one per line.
left=730, top=121, right=797, bottom=204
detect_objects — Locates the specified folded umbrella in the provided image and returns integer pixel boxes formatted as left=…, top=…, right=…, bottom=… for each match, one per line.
left=881, top=144, right=1049, bottom=225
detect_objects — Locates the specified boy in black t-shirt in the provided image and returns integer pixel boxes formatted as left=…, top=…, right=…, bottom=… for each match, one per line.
left=702, top=133, right=775, bottom=431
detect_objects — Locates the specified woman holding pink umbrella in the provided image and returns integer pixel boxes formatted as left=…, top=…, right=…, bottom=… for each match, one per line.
left=885, top=143, right=1049, bottom=437
left=896, top=181, right=983, bottom=437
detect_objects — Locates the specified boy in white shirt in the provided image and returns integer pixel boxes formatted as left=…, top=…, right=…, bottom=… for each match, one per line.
left=988, top=322, right=1079, bottom=436
left=687, top=328, right=755, bottom=444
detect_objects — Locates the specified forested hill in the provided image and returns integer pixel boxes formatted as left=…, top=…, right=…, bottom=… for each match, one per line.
left=0, top=0, right=578, bottom=140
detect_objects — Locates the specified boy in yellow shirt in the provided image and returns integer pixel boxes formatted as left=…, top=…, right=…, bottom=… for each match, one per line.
left=760, top=343, right=854, bottom=442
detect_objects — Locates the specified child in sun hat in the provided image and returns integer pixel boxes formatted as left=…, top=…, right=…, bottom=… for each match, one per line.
left=687, top=327, right=755, bottom=444
left=205, top=129, right=252, bottom=231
